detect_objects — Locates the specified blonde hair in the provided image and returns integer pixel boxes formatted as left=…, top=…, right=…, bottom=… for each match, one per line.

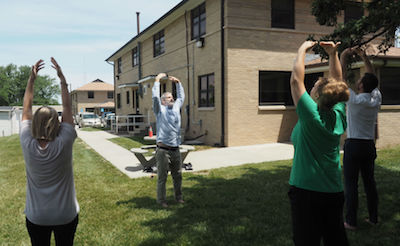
left=31, top=106, right=60, bottom=141
left=317, top=77, right=349, bottom=110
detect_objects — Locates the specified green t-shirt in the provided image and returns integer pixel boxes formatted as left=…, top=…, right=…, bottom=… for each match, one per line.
left=289, top=92, right=346, bottom=193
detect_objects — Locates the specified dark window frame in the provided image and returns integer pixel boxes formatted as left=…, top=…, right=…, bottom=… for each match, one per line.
left=88, top=91, right=94, bottom=99
left=132, top=47, right=139, bottom=67
left=380, top=67, right=400, bottom=105
left=259, top=71, right=292, bottom=106
left=153, top=30, right=165, bottom=57
left=198, top=73, right=215, bottom=108
left=191, top=3, right=206, bottom=40
left=107, top=91, right=114, bottom=99
left=271, top=0, right=295, bottom=29
left=117, top=58, right=122, bottom=74
left=344, top=2, right=364, bottom=24
left=117, top=93, right=121, bottom=109
left=126, top=91, right=130, bottom=104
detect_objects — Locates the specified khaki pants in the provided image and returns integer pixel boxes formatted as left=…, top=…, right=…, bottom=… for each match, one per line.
left=155, top=148, right=182, bottom=203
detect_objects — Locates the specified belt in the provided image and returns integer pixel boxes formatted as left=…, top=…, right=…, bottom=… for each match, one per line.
left=157, top=143, right=179, bottom=151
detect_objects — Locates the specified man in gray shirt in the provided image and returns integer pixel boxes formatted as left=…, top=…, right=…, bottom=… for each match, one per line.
left=152, top=73, right=185, bottom=208
left=341, top=47, right=382, bottom=230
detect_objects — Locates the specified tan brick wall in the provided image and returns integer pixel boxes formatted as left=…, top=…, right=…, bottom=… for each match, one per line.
left=112, top=0, right=223, bottom=145
left=376, top=109, right=400, bottom=149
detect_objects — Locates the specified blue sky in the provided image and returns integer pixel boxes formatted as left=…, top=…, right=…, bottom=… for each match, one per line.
left=0, top=0, right=181, bottom=91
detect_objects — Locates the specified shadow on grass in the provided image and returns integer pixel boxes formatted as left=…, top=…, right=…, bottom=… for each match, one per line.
left=117, top=165, right=294, bottom=246
left=116, top=159, right=400, bottom=246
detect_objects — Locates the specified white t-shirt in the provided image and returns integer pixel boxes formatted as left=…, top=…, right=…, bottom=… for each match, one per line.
left=346, top=88, right=381, bottom=140
left=20, top=120, right=79, bottom=225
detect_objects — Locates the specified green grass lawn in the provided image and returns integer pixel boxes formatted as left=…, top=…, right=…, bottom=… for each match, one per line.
left=1, top=134, right=399, bottom=245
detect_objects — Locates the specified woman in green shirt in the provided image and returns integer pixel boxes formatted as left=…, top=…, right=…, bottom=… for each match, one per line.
left=288, top=41, right=350, bottom=246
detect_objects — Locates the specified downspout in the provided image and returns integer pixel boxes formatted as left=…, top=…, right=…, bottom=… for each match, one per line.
left=106, top=60, right=116, bottom=114
left=184, top=10, right=191, bottom=132
left=138, top=41, right=142, bottom=79
left=220, top=0, right=225, bottom=146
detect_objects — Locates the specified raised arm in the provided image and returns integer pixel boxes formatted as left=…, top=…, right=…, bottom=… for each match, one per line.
left=355, top=48, right=375, bottom=74
left=22, top=60, right=44, bottom=121
left=290, top=41, right=317, bottom=106
left=320, top=41, right=342, bottom=81
left=340, top=47, right=358, bottom=91
left=51, top=57, right=73, bottom=125
left=169, top=76, right=185, bottom=107
left=152, top=73, right=165, bottom=114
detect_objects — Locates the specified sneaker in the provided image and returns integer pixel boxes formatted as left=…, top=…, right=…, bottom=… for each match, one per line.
left=365, top=218, right=378, bottom=226
left=143, top=167, right=153, bottom=173
left=344, top=222, right=357, bottom=230
left=177, top=199, right=184, bottom=204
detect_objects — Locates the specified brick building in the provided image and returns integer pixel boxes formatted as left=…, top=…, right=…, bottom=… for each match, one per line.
left=106, top=0, right=400, bottom=148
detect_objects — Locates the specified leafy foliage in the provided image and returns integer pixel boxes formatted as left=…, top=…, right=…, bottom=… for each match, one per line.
left=0, top=64, right=60, bottom=106
left=310, top=0, right=400, bottom=58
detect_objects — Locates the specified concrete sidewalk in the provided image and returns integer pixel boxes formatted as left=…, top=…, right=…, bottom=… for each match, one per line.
left=76, top=128, right=294, bottom=179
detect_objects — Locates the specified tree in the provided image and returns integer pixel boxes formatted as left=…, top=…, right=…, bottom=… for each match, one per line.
left=310, top=0, right=400, bottom=58
left=0, top=64, right=60, bottom=106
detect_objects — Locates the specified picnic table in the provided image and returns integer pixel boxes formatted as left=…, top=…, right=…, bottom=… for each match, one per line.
left=130, top=144, right=195, bottom=172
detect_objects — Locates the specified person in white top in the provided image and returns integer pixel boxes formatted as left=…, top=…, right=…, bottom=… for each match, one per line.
left=340, top=47, right=382, bottom=230
left=20, top=58, right=79, bottom=246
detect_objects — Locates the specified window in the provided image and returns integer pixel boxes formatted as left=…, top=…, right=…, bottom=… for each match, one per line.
left=198, top=74, right=215, bottom=107
left=135, top=90, right=139, bottom=111
left=85, top=108, right=94, bottom=112
left=345, top=3, right=363, bottom=24
left=305, top=72, right=324, bottom=92
left=380, top=67, right=400, bottom=105
left=132, top=90, right=135, bottom=109
left=126, top=91, right=130, bottom=104
left=259, top=71, right=292, bottom=105
left=153, top=30, right=165, bottom=57
left=132, top=47, right=138, bottom=67
left=191, top=3, right=206, bottom=40
left=172, top=83, right=177, bottom=100
left=271, top=0, right=294, bottom=29
left=107, top=91, right=114, bottom=99
left=88, top=91, right=94, bottom=99
left=117, top=57, right=122, bottom=74
left=117, top=93, right=121, bottom=108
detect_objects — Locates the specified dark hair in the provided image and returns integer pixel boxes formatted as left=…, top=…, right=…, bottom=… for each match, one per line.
left=360, top=73, right=378, bottom=93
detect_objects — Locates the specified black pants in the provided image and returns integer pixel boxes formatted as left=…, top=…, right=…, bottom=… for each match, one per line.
left=343, top=139, right=378, bottom=226
left=288, top=186, right=349, bottom=246
left=26, top=215, right=79, bottom=246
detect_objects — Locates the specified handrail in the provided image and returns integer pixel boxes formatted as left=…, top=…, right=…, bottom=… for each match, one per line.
left=110, top=114, right=149, bottom=134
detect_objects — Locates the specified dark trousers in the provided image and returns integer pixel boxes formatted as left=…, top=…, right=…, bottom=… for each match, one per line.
left=26, top=215, right=79, bottom=246
left=343, top=139, right=378, bottom=226
left=288, top=186, right=349, bottom=246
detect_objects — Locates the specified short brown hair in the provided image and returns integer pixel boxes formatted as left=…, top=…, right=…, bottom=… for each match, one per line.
left=317, top=77, right=350, bottom=110
left=31, top=106, right=60, bottom=141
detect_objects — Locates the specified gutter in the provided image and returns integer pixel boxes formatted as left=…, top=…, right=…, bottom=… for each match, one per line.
left=220, top=0, right=225, bottom=147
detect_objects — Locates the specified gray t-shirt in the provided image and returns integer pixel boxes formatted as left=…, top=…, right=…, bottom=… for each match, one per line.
left=20, top=120, right=79, bottom=225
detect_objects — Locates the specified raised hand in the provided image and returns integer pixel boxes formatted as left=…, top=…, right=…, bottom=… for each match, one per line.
left=169, top=76, right=180, bottom=83
left=299, top=41, right=317, bottom=52
left=50, top=57, right=65, bottom=79
left=320, top=41, right=341, bottom=55
left=155, top=73, right=167, bottom=82
left=31, top=59, right=45, bottom=80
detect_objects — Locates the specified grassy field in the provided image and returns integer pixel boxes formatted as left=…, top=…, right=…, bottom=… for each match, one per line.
left=0, top=134, right=399, bottom=245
